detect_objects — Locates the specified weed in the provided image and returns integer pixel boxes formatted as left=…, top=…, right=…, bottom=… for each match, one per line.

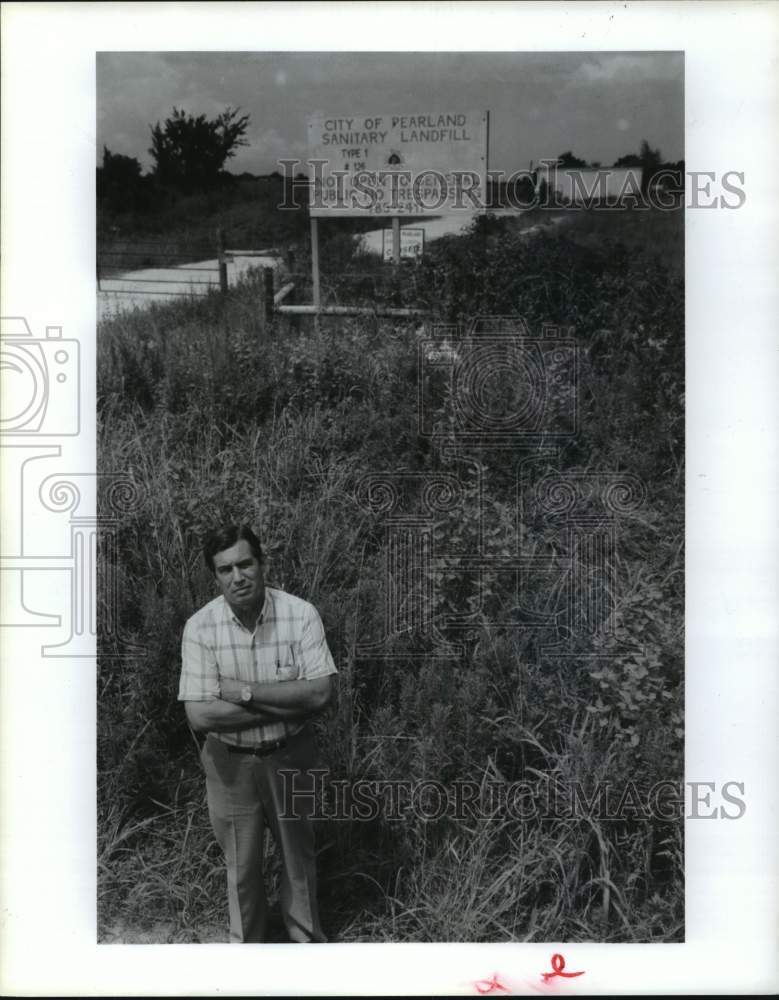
left=98, top=205, right=684, bottom=943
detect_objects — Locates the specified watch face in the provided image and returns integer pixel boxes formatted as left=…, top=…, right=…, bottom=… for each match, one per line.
left=241, top=686, right=252, bottom=703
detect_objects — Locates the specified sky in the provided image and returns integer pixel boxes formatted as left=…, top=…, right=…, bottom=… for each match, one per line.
left=97, top=51, right=684, bottom=175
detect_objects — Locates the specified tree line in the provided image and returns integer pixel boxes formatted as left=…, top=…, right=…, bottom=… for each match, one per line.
left=97, top=106, right=252, bottom=215
left=98, top=106, right=681, bottom=216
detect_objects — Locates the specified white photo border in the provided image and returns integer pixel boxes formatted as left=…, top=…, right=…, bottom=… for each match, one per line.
left=1, top=1, right=777, bottom=995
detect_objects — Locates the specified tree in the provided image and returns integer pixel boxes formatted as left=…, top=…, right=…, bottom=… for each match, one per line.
left=638, top=139, right=663, bottom=194
left=613, top=153, right=642, bottom=167
left=97, top=146, right=149, bottom=214
left=99, top=146, right=142, bottom=186
left=556, top=150, right=588, bottom=168
left=614, top=142, right=663, bottom=193
left=148, top=106, right=250, bottom=192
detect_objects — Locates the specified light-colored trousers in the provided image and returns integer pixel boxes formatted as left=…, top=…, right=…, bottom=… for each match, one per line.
left=200, top=726, right=327, bottom=943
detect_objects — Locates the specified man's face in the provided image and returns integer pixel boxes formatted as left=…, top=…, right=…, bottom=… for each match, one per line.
left=212, top=539, right=265, bottom=614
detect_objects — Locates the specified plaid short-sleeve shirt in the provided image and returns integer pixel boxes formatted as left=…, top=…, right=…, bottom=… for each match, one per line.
left=178, top=587, right=337, bottom=747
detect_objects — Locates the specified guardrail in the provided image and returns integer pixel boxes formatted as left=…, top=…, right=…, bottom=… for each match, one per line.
left=270, top=270, right=428, bottom=319
left=97, top=233, right=430, bottom=319
left=97, top=232, right=283, bottom=301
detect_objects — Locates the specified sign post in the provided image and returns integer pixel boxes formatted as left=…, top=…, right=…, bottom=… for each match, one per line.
left=310, top=216, right=321, bottom=310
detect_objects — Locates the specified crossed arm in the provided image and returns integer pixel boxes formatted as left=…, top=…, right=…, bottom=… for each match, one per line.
left=185, top=675, right=333, bottom=733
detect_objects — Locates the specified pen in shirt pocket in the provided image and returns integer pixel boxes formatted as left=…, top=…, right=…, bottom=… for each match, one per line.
left=276, top=644, right=296, bottom=677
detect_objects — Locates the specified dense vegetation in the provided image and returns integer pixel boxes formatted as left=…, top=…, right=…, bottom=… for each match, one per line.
left=98, top=206, right=684, bottom=943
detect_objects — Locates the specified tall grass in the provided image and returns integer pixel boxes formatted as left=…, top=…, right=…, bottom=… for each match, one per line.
left=98, top=206, right=684, bottom=943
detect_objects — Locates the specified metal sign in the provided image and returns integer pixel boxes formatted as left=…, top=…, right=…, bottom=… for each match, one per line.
left=307, top=111, right=488, bottom=217
left=382, top=227, right=425, bottom=261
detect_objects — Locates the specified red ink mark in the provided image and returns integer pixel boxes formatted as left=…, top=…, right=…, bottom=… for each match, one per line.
left=541, top=953, right=585, bottom=983
left=473, top=972, right=510, bottom=994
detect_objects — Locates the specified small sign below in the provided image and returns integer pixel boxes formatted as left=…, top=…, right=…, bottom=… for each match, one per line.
left=382, top=227, right=425, bottom=261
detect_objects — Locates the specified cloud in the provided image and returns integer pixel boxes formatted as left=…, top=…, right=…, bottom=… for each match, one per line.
left=97, top=52, right=684, bottom=174
left=571, top=53, right=683, bottom=86
left=233, top=126, right=307, bottom=173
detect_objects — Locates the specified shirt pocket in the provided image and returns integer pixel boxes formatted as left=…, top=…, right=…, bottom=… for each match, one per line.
left=276, top=642, right=300, bottom=681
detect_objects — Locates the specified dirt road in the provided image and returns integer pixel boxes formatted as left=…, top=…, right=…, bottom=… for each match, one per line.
left=97, top=254, right=282, bottom=322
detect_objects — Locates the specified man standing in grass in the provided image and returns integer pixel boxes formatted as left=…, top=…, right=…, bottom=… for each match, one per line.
left=179, top=523, right=336, bottom=943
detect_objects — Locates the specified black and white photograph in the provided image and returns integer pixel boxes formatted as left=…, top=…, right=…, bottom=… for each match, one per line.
left=1, top=2, right=777, bottom=996
left=96, top=49, right=687, bottom=946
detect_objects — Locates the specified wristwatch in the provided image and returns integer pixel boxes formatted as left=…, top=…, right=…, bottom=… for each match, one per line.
left=240, top=685, right=253, bottom=704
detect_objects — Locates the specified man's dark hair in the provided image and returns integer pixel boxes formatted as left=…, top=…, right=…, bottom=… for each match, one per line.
left=203, top=523, right=264, bottom=573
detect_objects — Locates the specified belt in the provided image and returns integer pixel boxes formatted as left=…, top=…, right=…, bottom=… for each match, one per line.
left=226, top=737, right=287, bottom=757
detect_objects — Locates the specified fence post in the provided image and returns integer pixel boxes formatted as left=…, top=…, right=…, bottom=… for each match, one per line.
left=263, top=267, right=275, bottom=325
left=217, top=227, right=228, bottom=294
left=283, top=249, right=299, bottom=336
